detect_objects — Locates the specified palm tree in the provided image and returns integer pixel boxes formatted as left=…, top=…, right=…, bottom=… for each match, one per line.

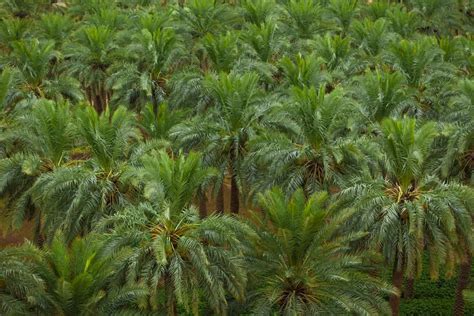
left=8, top=39, right=82, bottom=103
left=340, top=117, right=473, bottom=315
left=441, top=79, right=473, bottom=184
left=351, top=17, right=391, bottom=59
left=283, top=0, right=322, bottom=40
left=171, top=72, right=269, bottom=214
left=125, top=149, right=217, bottom=217
left=0, top=235, right=147, bottom=315
left=0, top=17, right=31, bottom=53
left=440, top=79, right=474, bottom=315
left=327, top=0, right=359, bottom=36
left=278, top=53, right=327, bottom=89
left=201, top=31, right=240, bottom=73
left=241, top=0, right=276, bottom=25
left=0, top=99, right=75, bottom=244
left=246, top=188, right=393, bottom=314
left=353, top=68, right=408, bottom=123
left=177, top=0, right=236, bottom=39
left=64, top=25, right=117, bottom=113
left=386, top=5, right=419, bottom=39
left=29, top=106, right=141, bottom=243
left=249, top=85, right=362, bottom=196
left=138, top=102, right=186, bottom=141
left=109, top=26, right=183, bottom=112
left=103, top=153, right=249, bottom=314
left=0, top=67, right=18, bottom=111
left=37, top=13, right=75, bottom=48
left=0, top=242, right=50, bottom=315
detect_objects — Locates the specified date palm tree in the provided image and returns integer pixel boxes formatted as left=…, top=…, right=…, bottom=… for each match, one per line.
left=246, top=188, right=393, bottom=315
left=171, top=72, right=269, bottom=214
left=250, top=85, right=362, bottom=196
left=102, top=152, right=249, bottom=314
left=0, top=235, right=147, bottom=315
left=440, top=79, right=474, bottom=315
left=109, top=27, right=183, bottom=112
left=64, top=25, right=117, bottom=113
left=30, top=106, right=141, bottom=243
left=125, top=150, right=217, bottom=216
left=340, top=117, right=473, bottom=315
left=0, top=99, right=75, bottom=244
left=8, top=39, right=82, bottom=103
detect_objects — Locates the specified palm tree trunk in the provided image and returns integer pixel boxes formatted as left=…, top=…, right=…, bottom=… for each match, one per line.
left=216, top=183, right=224, bottom=213
left=33, top=209, right=44, bottom=247
left=199, top=192, right=207, bottom=218
left=230, top=171, right=239, bottom=214
left=454, top=249, right=472, bottom=316
left=404, top=277, right=415, bottom=299
left=229, top=152, right=240, bottom=214
left=390, top=253, right=404, bottom=316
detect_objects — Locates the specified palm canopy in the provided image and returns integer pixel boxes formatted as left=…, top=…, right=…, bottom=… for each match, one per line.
left=102, top=203, right=250, bottom=315
left=0, top=234, right=147, bottom=315
left=124, top=149, right=217, bottom=214
left=246, top=188, right=393, bottom=315
left=170, top=71, right=270, bottom=213
left=340, top=117, right=473, bottom=285
left=441, top=79, right=474, bottom=183
left=0, top=100, right=74, bottom=241
left=29, top=106, right=141, bottom=243
left=249, top=85, right=362, bottom=196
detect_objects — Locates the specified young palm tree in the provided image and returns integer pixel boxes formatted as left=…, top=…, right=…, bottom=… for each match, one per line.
left=283, top=0, right=322, bottom=40
left=351, top=17, right=391, bottom=59
left=177, top=0, right=235, bottom=39
left=340, top=117, right=473, bottom=315
left=327, top=0, right=359, bottom=36
left=37, top=13, right=75, bottom=48
left=246, top=188, right=393, bottom=314
left=138, top=102, right=186, bottom=141
left=241, top=0, right=276, bottom=25
left=386, top=5, right=419, bottom=39
left=171, top=72, right=269, bottom=214
left=201, top=31, right=240, bottom=73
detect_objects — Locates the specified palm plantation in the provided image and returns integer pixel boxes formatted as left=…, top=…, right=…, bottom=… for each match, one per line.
left=0, top=0, right=473, bottom=315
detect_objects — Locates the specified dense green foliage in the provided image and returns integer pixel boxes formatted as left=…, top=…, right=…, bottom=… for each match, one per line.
left=0, top=0, right=473, bottom=315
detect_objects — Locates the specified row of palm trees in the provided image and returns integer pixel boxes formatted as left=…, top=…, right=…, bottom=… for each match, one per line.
left=0, top=0, right=473, bottom=315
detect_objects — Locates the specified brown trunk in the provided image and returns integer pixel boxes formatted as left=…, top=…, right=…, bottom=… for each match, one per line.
left=230, top=171, right=239, bottom=214
left=454, top=249, right=472, bottom=316
left=404, top=277, right=415, bottom=299
left=216, top=183, right=224, bottom=213
left=390, top=254, right=404, bottom=316
left=33, top=210, right=44, bottom=247
left=199, top=193, right=207, bottom=218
